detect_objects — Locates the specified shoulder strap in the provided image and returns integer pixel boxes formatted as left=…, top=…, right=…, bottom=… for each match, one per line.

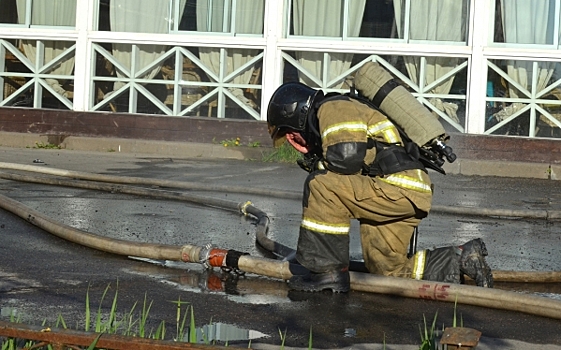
left=346, top=92, right=446, bottom=175
left=316, top=93, right=351, bottom=108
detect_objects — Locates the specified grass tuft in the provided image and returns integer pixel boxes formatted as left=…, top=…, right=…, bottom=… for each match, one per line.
left=417, top=298, right=464, bottom=350
left=189, top=305, right=197, bottom=343
left=262, top=142, right=303, bottom=163
left=33, top=141, right=61, bottom=149
left=419, top=311, right=439, bottom=350
left=278, top=328, right=287, bottom=350
left=2, top=285, right=468, bottom=350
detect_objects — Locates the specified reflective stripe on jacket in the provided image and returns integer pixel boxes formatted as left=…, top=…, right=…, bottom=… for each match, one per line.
left=317, top=98, right=432, bottom=205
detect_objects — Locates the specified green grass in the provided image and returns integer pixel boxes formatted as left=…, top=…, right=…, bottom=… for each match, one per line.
left=213, top=137, right=261, bottom=148
left=419, top=311, right=440, bottom=350
left=262, top=141, right=303, bottom=163
left=418, top=296, right=463, bottom=350
left=0, top=283, right=229, bottom=349
left=32, top=141, right=61, bottom=149
left=1, top=286, right=466, bottom=350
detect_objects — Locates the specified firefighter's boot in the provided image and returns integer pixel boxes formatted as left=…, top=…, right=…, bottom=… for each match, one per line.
left=288, top=268, right=350, bottom=293
left=421, top=246, right=462, bottom=284
left=458, top=238, right=494, bottom=288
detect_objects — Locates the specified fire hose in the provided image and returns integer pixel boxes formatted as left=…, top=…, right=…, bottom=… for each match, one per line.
left=1, top=163, right=561, bottom=320
left=2, top=162, right=561, bottom=220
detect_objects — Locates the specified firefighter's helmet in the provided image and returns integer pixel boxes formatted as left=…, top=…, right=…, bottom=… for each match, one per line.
left=267, top=82, right=322, bottom=148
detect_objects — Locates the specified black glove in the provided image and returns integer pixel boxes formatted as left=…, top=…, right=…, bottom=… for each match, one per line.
left=297, top=154, right=324, bottom=173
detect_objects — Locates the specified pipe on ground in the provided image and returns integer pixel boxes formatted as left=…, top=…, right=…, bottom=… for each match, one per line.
left=243, top=199, right=561, bottom=283
left=0, top=191, right=203, bottom=262
left=1, top=168, right=561, bottom=284
left=1, top=192, right=561, bottom=321
left=0, top=162, right=301, bottom=200
left=2, top=162, right=560, bottom=220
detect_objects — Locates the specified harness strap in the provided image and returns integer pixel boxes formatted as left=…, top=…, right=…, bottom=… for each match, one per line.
left=372, top=79, right=400, bottom=108
left=365, top=141, right=425, bottom=177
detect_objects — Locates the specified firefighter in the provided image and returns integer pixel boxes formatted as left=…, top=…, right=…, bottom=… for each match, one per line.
left=266, top=81, right=493, bottom=292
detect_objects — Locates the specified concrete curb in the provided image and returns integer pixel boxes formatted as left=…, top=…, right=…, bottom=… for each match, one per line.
left=0, top=131, right=268, bottom=162
left=1, top=131, right=559, bottom=180
left=443, top=158, right=561, bottom=180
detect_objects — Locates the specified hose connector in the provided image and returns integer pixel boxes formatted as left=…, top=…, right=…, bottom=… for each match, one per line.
left=239, top=201, right=253, bottom=216
left=199, top=243, right=215, bottom=269
left=180, top=244, right=203, bottom=263
left=199, top=243, right=231, bottom=269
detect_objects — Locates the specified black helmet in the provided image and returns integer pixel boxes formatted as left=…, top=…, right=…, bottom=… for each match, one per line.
left=267, top=82, right=322, bottom=148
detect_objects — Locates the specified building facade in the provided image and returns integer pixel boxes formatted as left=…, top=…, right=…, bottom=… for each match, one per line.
left=1, top=0, right=561, bottom=140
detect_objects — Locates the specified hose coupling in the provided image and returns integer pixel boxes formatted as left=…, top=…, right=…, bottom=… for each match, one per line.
left=239, top=201, right=253, bottom=216
left=199, top=243, right=215, bottom=269
left=199, top=243, right=231, bottom=270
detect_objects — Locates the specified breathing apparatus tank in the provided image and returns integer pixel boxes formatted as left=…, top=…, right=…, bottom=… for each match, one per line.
left=353, top=62, right=456, bottom=169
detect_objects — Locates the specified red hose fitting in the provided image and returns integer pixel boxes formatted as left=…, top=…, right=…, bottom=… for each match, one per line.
left=207, top=248, right=228, bottom=267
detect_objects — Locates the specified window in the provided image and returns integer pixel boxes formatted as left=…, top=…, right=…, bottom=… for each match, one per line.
left=485, top=0, right=561, bottom=138
left=0, top=38, right=75, bottom=109
left=486, top=59, right=561, bottom=138
left=397, top=0, right=468, bottom=43
left=282, top=51, right=468, bottom=133
left=98, top=0, right=183, bottom=33
left=0, top=0, right=77, bottom=27
left=97, top=0, right=264, bottom=35
left=92, top=44, right=263, bottom=118
left=493, top=0, right=560, bottom=47
left=287, top=0, right=469, bottom=44
left=188, top=0, right=264, bottom=35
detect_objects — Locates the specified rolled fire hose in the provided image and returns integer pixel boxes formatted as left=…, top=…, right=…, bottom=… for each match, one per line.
left=1, top=190, right=561, bottom=321
left=1, top=164, right=561, bottom=283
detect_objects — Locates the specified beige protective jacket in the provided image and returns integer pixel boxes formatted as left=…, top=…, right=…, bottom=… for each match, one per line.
left=295, top=97, right=434, bottom=278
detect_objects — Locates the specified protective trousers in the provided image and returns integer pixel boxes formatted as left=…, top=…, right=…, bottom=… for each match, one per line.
left=295, top=170, right=431, bottom=278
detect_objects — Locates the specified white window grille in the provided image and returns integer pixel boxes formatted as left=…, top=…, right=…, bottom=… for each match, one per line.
left=1, top=0, right=561, bottom=139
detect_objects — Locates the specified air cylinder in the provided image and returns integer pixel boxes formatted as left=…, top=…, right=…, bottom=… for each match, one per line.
left=354, top=62, right=446, bottom=147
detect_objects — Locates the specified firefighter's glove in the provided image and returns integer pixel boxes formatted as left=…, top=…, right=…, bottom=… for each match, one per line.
left=297, top=154, right=325, bottom=173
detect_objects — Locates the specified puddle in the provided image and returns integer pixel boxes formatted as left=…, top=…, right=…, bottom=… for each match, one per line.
left=1, top=306, right=17, bottom=318
left=123, top=258, right=291, bottom=304
left=535, top=292, right=561, bottom=301
left=188, top=322, right=269, bottom=343
left=0, top=305, right=27, bottom=319
left=0, top=270, right=42, bottom=294
left=0, top=306, right=267, bottom=344
left=496, top=282, right=561, bottom=301
left=344, top=328, right=357, bottom=338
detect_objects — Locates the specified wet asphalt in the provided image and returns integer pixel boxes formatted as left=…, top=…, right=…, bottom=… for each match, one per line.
left=0, top=146, right=561, bottom=349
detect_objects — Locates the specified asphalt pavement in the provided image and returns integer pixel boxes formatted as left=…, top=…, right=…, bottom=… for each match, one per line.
left=0, top=145, right=561, bottom=349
